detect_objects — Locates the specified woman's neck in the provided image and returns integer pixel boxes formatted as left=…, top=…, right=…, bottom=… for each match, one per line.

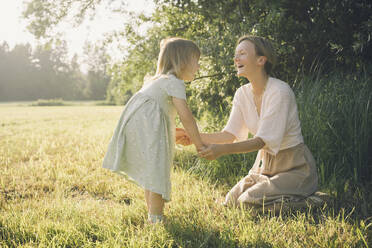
left=249, top=72, right=268, bottom=96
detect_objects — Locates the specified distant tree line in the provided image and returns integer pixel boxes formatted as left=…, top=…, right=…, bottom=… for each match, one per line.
left=0, top=41, right=110, bottom=101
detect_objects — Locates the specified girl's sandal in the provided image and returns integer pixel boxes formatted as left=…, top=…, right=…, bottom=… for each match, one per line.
left=147, top=214, right=165, bottom=224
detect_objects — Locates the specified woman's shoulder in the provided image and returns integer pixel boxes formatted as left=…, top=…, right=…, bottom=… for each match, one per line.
left=269, top=77, right=291, bottom=90
left=268, top=77, right=294, bottom=96
left=235, top=83, right=252, bottom=98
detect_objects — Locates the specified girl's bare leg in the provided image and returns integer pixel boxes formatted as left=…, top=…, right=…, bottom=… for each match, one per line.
left=148, top=191, right=164, bottom=215
left=144, top=190, right=164, bottom=223
left=145, top=190, right=150, bottom=210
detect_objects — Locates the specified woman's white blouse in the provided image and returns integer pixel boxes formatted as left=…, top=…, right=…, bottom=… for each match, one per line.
left=223, top=77, right=304, bottom=155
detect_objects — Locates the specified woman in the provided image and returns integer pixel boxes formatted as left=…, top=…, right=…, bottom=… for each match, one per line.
left=177, top=35, right=318, bottom=207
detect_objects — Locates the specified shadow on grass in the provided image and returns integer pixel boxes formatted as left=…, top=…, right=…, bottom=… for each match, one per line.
left=163, top=218, right=273, bottom=248
left=174, top=149, right=256, bottom=188
left=0, top=220, right=38, bottom=247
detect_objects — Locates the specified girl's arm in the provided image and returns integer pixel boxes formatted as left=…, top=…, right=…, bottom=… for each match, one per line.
left=198, top=137, right=265, bottom=160
left=172, top=97, right=205, bottom=150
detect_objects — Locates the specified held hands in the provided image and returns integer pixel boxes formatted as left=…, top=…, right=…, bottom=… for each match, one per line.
left=175, top=128, right=192, bottom=146
left=175, top=128, right=205, bottom=150
left=198, top=144, right=223, bottom=160
left=175, top=128, right=221, bottom=160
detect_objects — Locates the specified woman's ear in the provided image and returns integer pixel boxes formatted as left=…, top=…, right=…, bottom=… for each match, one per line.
left=257, top=56, right=267, bottom=67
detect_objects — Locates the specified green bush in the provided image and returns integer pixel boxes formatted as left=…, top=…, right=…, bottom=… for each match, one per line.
left=94, top=101, right=117, bottom=106
left=30, top=98, right=66, bottom=106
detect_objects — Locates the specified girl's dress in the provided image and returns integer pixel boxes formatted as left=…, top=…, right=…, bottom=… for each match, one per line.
left=222, top=77, right=318, bottom=206
left=102, top=74, right=186, bottom=202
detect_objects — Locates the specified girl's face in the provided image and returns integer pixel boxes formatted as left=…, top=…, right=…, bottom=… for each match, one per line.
left=182, top=56, right=200, bottom=81
left=234, top=40, right=261, bottom=78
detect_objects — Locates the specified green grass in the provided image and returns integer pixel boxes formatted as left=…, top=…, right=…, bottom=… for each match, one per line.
left=295, top=72, right=372, bottom=186
left=0, top=106, right=371, bottom=247
left=0, top=100, right=112, bottom=107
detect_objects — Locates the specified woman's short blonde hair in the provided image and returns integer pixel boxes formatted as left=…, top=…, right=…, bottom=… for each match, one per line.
left=237, top=35, right=277, bottom=75
left=156, top=37, right=200, bottom=79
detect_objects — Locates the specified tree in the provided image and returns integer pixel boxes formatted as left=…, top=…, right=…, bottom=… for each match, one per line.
left=31, top=40, right=78, bottom=100
left=0, top=43, right=34, bottom=101
left=81, top=42, right=111, bottom=100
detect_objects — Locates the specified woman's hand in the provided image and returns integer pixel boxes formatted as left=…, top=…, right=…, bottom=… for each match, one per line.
left=175, top=128, right=192, bottom=146
left=198, top=144, right=224, bottom=160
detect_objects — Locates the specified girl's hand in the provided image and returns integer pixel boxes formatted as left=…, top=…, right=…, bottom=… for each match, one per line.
left=176, top=128, right=192, bottom=146
left=198, top=144, right=223, bottom=160
left=177, top=136, right=192, bottom=146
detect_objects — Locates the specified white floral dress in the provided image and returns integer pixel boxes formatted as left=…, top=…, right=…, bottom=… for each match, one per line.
left=102, top=74, right=186, bottom=201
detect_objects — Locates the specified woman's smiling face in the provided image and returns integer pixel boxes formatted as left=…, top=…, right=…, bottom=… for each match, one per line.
left=234, top=40, right=260, bottom=78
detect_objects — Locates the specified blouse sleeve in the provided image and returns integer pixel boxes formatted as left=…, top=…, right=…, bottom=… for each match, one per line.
left=165, top=78, right=186, bottom=100
left=222, top=90, right=249, bottom=141
left=254, top=89, right=291, bottom=155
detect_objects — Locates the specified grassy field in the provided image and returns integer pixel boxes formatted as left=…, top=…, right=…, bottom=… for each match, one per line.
left=0, top=106, right=370, bottom=247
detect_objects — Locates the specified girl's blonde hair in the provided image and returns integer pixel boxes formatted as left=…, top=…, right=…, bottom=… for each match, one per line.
left=156, top=38, right=200, bottom=79
left=237, top=35, right=277, bottom=75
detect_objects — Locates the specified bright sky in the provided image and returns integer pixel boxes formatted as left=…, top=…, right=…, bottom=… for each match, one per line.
left=0, top=1, right=35, bottom=48
left=0, top=0, right=155, bottom=61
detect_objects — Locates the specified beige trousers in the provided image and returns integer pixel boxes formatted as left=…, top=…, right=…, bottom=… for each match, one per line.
left=225, top=143, right=318, bottom=206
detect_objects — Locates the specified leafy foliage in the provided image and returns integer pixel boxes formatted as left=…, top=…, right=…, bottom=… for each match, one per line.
left=103, top=0, right=372, bottom=117
left=23, top=0, right=103, bottom=39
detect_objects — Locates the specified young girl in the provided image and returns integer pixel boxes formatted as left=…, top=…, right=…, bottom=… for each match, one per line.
left=102, top=38, right=205, bottom=223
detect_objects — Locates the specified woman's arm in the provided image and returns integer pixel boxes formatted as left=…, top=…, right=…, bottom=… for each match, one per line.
left=200, top=131, right=236, bottom=144
left=175, top=129, right=236, bottom=145
left=172, top=97, right=205, bottom=150
left=198, top=137, right=265, bottom=160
